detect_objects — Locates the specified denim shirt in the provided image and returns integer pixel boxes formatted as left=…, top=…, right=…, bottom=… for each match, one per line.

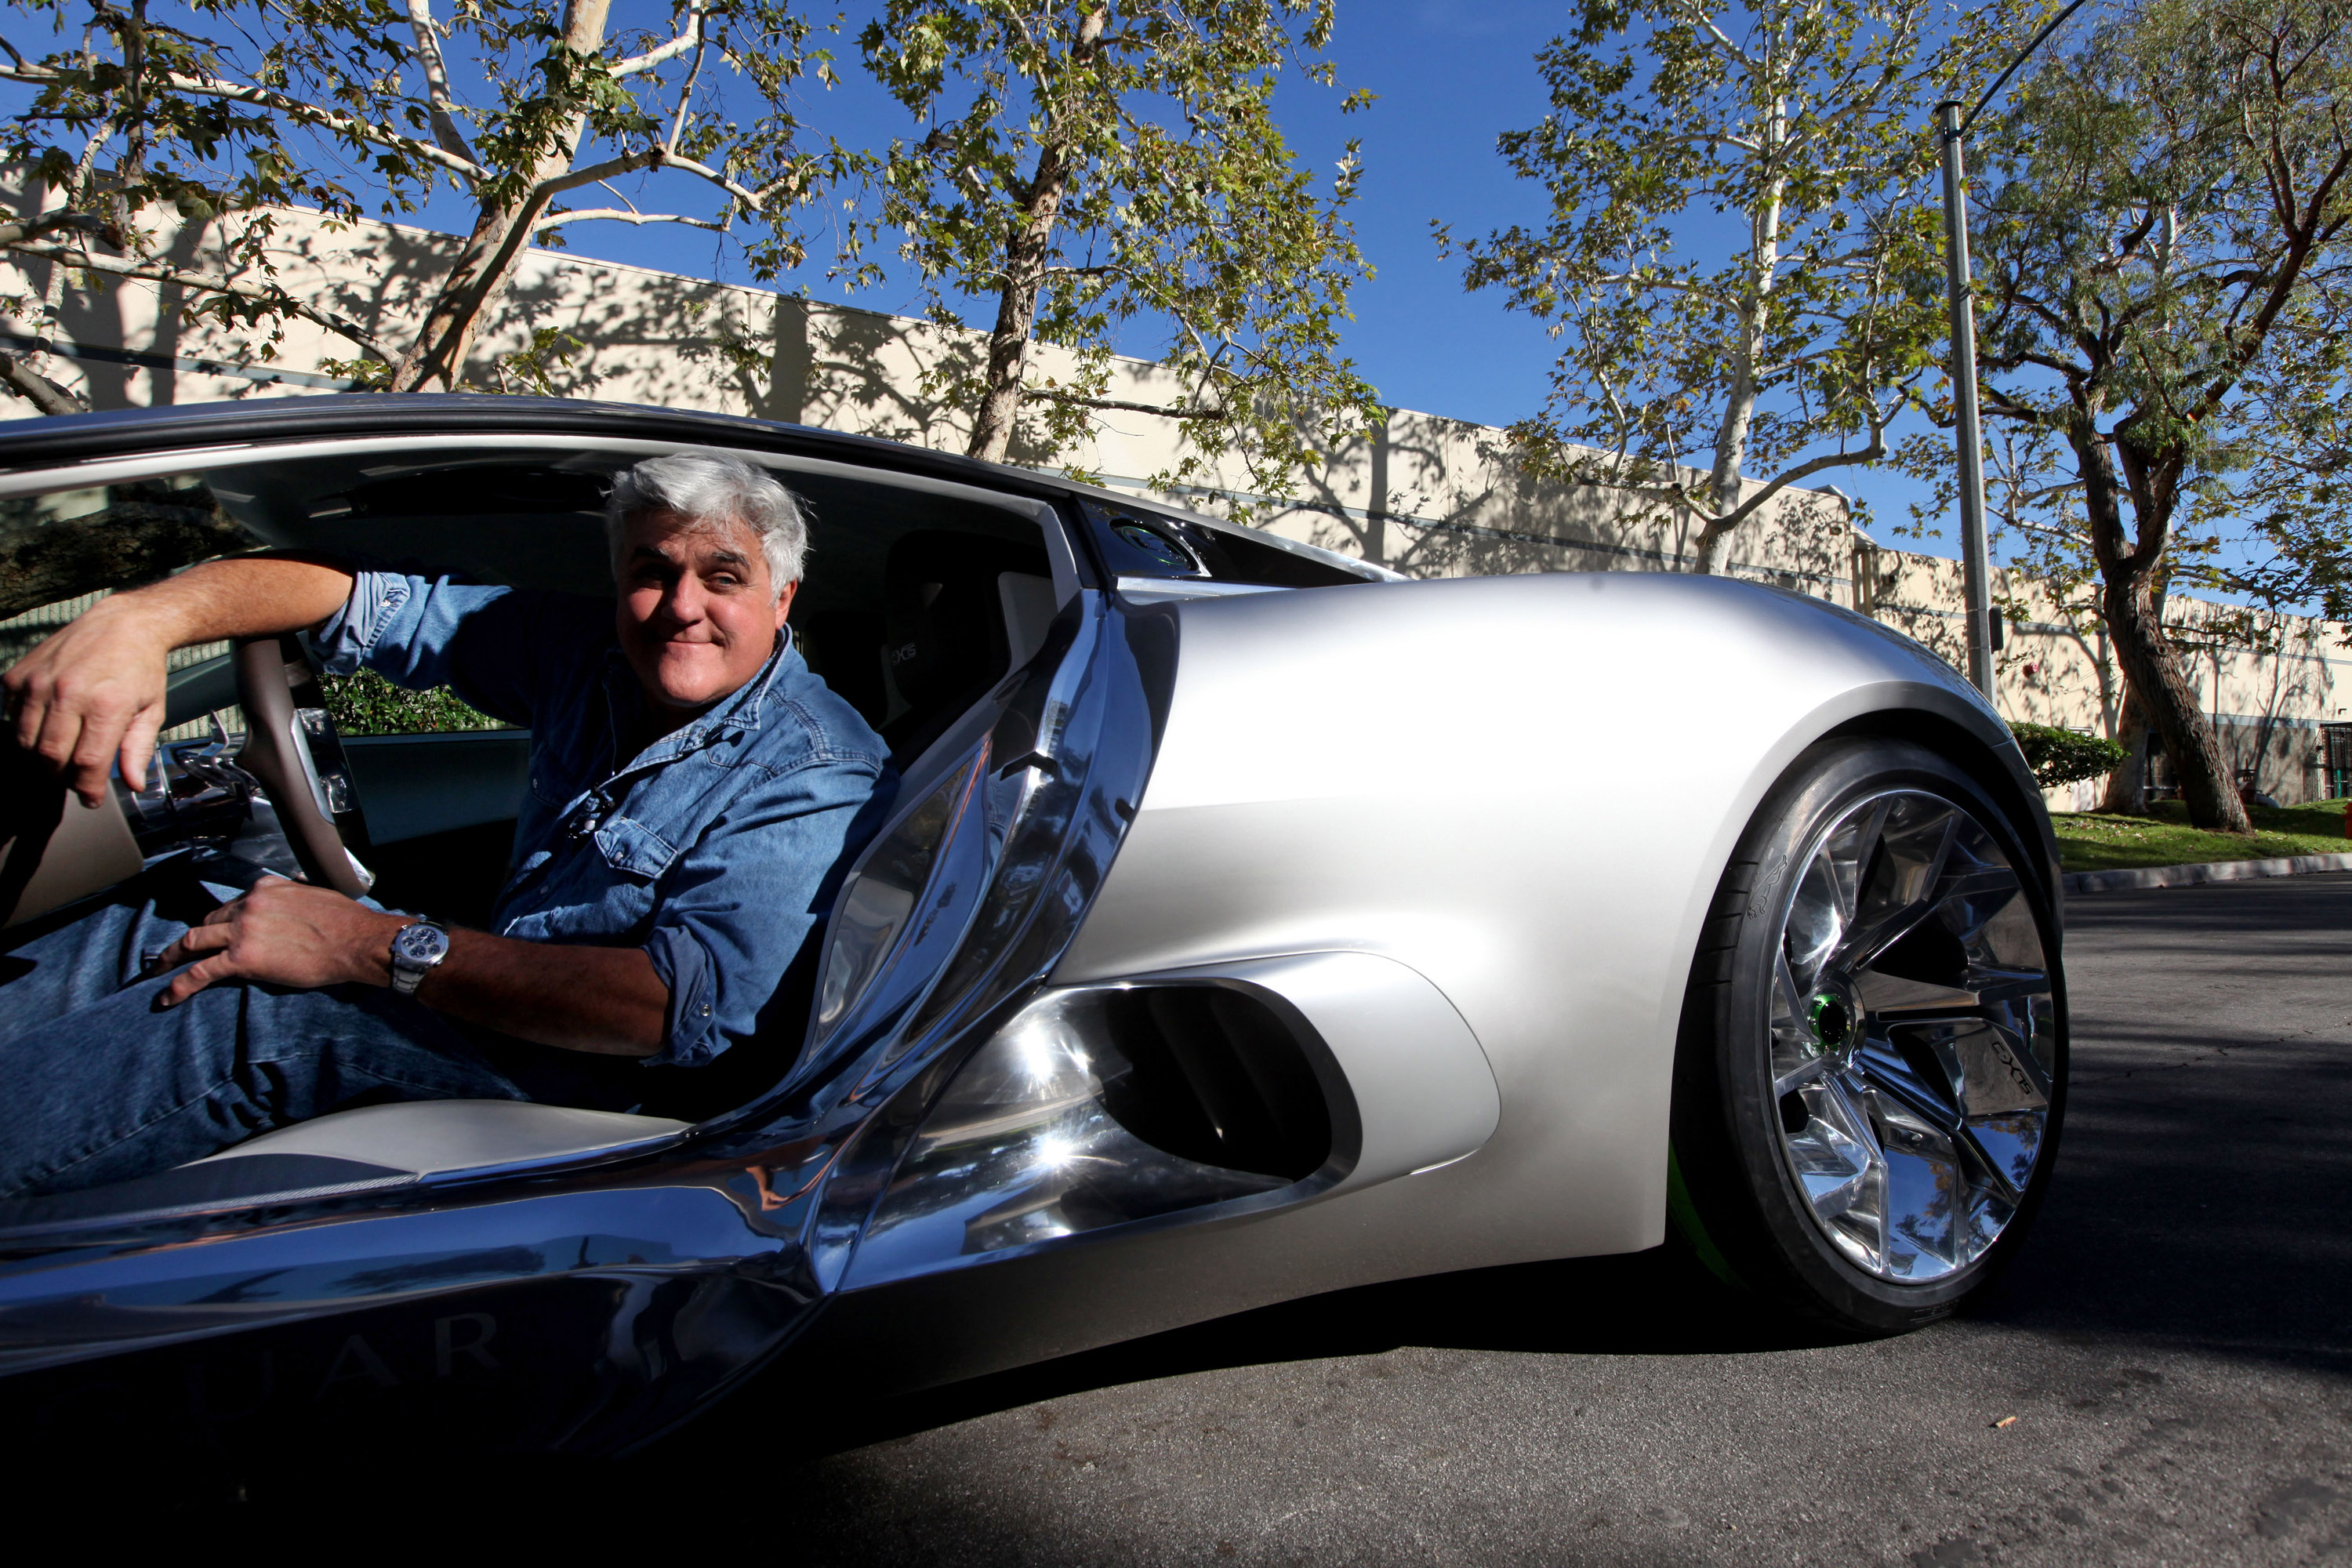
left=316, top=572, right=891, bottom=1069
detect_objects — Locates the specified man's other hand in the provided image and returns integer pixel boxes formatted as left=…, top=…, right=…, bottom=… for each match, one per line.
left=152, top=878, right=405, bottom=1007
left=4, top=597, right=174, bottom=808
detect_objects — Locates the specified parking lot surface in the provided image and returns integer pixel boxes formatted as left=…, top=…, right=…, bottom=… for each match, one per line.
left=657, top=872, right=2352, bottom=1566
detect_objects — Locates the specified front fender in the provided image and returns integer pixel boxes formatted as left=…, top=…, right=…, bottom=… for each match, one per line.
left=1054, top=572, right=2039, bottom=1269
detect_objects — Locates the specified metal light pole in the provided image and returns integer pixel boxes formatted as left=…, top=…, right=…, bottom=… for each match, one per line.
left=1939, top=99, right=1995, bottom=695
left=1935, top=0, right=2094, bottom=698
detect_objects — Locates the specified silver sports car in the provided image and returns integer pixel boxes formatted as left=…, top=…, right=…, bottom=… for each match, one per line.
left=0, top=396, right=2063, bottom=1468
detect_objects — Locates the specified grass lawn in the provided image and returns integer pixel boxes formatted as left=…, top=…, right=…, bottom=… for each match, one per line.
left=2050, top=798, right=2352, bottom=873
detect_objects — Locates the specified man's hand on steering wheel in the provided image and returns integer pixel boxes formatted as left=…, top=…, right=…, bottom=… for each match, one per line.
left=3, top=554, right=358, bottom=810
left=149, top=877, right=408, bottom=1007
left=2, top=597, right=174, bottom=809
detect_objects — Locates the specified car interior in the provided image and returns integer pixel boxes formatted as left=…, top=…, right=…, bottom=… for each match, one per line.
left=0, top=441, right=1076, bottom=1221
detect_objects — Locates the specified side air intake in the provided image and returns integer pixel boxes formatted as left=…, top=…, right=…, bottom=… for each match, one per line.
left=1091, top=986, right=1330, bottom=1181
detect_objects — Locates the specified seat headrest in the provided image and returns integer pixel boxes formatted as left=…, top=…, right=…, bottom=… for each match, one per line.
left=884, top=530, right=1052, bottom=710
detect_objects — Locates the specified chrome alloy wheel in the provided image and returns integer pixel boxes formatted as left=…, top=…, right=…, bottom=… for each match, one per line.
left=1769, top=789, right=2057, bottom=1283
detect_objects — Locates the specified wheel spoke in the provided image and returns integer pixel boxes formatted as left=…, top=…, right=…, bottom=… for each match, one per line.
left=1820, top=1069, right=1889, bottom=1269
left=1856, top=967, right=1980, bottom=1012
left=1834, top=803, right=1958, bottom=975
left=1854, top=1034, right=1962, bottom=1131
left=1874, top=1012, right=2053, bottom=1117
left=1828, top=797, right=1893, bottom=932
left=1963, top=970, right=2050, bottom=1005
left=1784, top=852, right=1848, bottom=992
left=1773, top=1051, right=1835, bottom=1100
left=1959, top=1115, right=2042, bottom=1203
left=1773, top=950, right=1809, bottom=1031
left=1875, top=1113, right=1964, bottom=1276
left=1769, top=951, right=1824, bottom=1086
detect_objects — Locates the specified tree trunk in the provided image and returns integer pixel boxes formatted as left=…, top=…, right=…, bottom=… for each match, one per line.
left=2097, top=684, right=2150, bottom=815
left=1690, top=514, right=1737, bottom=575
left=386, top=0, right=613, bottom=392
left=0, top=499, right=253, bottom=618
left=1690, top=82, right=1784, bottom=579
left=2100, top=566, right=2245, bottom=829
left=1691, top=315, right=1759, bottom=578
left=965, top=151, right=1065, bottom=466
left=2070, top=412, right=2248, bottom=832
left=2096, top=572, right=2172, bottom=816
left=964, top=5, right=1105, bottom=466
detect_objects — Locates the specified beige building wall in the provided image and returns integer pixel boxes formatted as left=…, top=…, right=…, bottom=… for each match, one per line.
left=1859, top=546, right=2352, bottom=805
left=5, top=196, right=2347, bottom=805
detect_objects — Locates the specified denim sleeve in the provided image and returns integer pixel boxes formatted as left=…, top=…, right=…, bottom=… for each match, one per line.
left=312, top=571, right=537, bottom=725
left=638, top=754, right=892, bottom=1069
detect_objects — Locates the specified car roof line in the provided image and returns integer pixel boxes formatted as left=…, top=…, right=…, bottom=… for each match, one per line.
left=0, top=394, right=1393, bottom=581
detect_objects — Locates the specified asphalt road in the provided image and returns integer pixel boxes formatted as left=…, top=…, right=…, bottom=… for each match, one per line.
left=676, top=872, right=2352, bottom=1566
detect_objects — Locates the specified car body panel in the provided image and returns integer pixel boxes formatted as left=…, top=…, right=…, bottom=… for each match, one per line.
left=802, top=573, right=2050, bottom=1395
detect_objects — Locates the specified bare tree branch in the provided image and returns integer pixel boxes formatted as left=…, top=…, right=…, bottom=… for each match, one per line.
left=0, top=209, right=113, bottom=248
left=0, top=346, right=88, bottom=414
left=0, top=62, right=492, bottom=182
left=534, top=206, right=724, bottom=232
left=612, top=0, right=706, bottom=78
left=404, top=0, right=477, bottom=165
left=1025, top=385, right=1231, bottom=419
left=663, top=17, right=712, bottom=154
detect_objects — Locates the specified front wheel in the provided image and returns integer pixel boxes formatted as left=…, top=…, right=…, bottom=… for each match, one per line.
left=1671, top=737, right=2067, bottom=1334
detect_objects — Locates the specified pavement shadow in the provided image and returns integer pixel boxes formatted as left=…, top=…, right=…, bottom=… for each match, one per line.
left=1961, top=1053, right=2352, bottom=1376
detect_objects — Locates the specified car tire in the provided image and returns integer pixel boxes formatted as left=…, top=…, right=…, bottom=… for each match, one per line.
left=1669, top=736, right=2067, bottom=1335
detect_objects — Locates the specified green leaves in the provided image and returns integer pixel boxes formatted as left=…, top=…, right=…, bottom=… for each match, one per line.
left=321, top=668, right=508, bottom=734
left=1919, top=0, right=2352, bottom=831
left=1448, top=0, right=2045, bottom=571
left=849, top=0, right=1379, bottom=501
left=1963, top=0, right=2352, bottom=597
left=2010, top=720, right=2129, bottom=787
left=0, top=0, right=846, bottom=399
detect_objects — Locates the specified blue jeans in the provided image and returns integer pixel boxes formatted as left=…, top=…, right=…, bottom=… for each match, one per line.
left=0, top=862, right=533, bottom=1199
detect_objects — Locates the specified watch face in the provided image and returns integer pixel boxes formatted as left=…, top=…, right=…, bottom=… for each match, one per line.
left=394, top=923, right=449, bottom=965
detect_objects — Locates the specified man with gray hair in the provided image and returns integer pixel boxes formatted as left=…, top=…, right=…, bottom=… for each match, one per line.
left=0, top=450, right=891, bottom=1196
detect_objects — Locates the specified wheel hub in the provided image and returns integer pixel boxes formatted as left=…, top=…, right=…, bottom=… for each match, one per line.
left=1806, top=983, right=1859, bottom=1058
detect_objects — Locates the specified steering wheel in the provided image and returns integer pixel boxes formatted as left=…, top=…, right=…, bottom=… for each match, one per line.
left=232, top=634, right=374, bottom=898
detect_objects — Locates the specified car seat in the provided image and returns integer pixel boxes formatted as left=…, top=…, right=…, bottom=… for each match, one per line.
left=879, top=530, right=1056, bottom=764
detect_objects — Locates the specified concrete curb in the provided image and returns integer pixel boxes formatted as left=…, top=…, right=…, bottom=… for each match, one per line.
left=2063, top=851, right=2352, bottom=895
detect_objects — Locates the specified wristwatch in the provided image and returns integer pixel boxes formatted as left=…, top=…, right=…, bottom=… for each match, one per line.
left=389, top=919, right=451, bottom=996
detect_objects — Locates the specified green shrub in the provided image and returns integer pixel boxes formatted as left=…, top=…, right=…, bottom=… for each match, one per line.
left=2009, top=721, right=2129, bottom=788
left=321, top=670, right=509, bottom=735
